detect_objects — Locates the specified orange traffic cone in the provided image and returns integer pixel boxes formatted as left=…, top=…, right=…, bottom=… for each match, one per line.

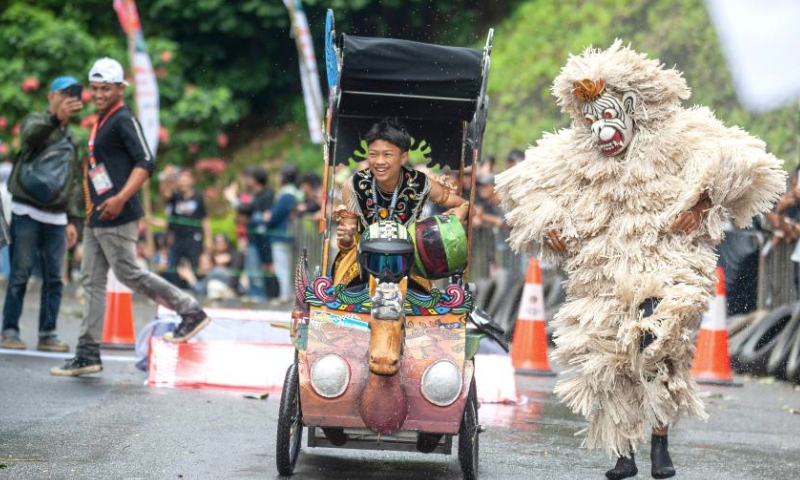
left=511, top=257, right=555, bottom=376
left=101, top=269, right=135, bottom=349
left=691, top=267, right=741, bottom=386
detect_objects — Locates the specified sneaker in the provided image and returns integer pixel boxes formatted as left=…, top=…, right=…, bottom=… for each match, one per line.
left=50, top=356, right=103, bottom=376
left=163, top=310, right=210, bottom=343
left=37, top=337, right=70, bottom=353
left=0, top=335, right=26, bottom=350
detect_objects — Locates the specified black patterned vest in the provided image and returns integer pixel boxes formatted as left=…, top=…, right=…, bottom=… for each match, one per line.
left=349, top=166, right=431, bottom=232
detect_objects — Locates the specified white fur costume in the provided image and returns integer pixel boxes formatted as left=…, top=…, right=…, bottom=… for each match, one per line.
left=495, top=41, right=786, bottom=457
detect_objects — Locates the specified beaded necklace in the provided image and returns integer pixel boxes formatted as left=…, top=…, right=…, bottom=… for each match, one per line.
left=371, top=175, right=401, bottom=220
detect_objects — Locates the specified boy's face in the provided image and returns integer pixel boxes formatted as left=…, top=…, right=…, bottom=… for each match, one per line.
left=177, top=171, right=194, bottom=191
left=368, top=139, right=407, bottom=187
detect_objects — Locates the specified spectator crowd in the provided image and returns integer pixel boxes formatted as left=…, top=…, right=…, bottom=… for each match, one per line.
left=0, top=67, right=572, bottom=355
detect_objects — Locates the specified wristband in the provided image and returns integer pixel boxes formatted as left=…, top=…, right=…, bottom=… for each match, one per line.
left=50, top=114, right=60, bottom=127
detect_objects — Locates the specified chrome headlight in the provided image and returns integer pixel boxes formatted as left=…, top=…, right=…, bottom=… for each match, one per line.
left=310, top=354, right=350, bottom=398
left=420, top=360, right=463, bottom=406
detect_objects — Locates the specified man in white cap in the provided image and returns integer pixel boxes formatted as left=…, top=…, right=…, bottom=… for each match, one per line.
left=51, top=58, right=209, bottom=376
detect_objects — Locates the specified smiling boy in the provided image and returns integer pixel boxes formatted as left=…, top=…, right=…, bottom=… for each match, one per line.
left=333, top=118, right=469, bottom=287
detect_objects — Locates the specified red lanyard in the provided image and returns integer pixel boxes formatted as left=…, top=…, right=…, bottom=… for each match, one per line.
left=88, top=102, right=124, bottom=169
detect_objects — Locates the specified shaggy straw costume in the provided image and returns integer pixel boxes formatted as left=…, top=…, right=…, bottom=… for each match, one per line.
left=495, top=41, right=786, bottom=458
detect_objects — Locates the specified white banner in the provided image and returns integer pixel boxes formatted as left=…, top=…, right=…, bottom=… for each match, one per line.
left=113, top=0, right=160, bottom=154
left=704, top=0, right=800, bottom=113
left=283, top=0, right=324, bottom=144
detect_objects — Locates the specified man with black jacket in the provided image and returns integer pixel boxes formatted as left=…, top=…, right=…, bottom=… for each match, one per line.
left=1, top=76, right=83, bottom=352
left=51, top=58, right=208, bottom=376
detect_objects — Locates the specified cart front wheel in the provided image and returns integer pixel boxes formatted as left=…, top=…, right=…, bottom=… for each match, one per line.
left=458, top=377, right=479, bottom=480
left=276, top=362, right=303, bottom=476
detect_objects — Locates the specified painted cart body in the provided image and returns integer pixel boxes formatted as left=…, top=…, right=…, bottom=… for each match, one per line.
left=275, top=9, right=493, bottom=480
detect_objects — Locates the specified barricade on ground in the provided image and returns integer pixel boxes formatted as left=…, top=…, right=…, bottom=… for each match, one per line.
left=731, top=302, right=799, bottom=380
left=766, top=305, right=800, bottom=378
left=146, top=307, right=294, bottom=390
left=784, top=326, right=800, bottom=382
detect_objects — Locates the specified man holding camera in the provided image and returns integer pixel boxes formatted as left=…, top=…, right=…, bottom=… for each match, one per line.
left=1, top=76, right=83, bottom=352
left=51, top=58, right=208, bottom=376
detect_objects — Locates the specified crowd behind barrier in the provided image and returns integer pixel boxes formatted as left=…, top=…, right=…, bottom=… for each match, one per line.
left=3, top=149, right=800, bottom=356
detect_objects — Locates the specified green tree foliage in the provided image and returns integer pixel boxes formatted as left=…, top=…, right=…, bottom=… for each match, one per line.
left=0, top=0, right=517, bottom=167
left=142, top=0, right=520, bottom=123
left=0, top=3, right=123, bottom=151
left=484, top=0, right=799, bottom=168
left=0, top=2, right=240, bottom=166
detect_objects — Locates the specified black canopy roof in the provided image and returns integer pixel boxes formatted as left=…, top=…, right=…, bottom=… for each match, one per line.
left=339, top=34, right=483, bottom=101
left=331, top=35, right=486, bottom=169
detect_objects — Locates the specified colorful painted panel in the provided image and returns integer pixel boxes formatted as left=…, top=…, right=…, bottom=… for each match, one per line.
left=305, top=277, right=474, bottom=317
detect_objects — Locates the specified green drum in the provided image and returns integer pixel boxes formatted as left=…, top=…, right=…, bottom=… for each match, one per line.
left=407, top=215, right=468, bottom=279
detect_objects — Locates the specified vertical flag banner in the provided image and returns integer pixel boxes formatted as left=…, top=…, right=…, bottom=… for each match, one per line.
left=113, top=0, right=160, bottom=154
left=283, top=0, right=325, bottom=144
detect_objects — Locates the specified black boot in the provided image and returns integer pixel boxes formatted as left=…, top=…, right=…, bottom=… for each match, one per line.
left=651, top=434, right=675, bottom=479
left=606, top=453, right=638, bottom=480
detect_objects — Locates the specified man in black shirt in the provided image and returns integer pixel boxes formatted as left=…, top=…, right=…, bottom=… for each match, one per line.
left=243, top=167, right=274, bottom=300
left=51, top=58, right=209, bottom=377
left=166, top=168, right=211, bottom=272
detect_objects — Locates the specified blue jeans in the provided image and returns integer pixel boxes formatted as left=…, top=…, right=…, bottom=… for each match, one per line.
left=2, top=214, right=66, bottom=338
left=245, top=243, right=265, bottom=300
left=272, top=240, right=292, bottom=300
left=0, top=245, right=9, bottom=278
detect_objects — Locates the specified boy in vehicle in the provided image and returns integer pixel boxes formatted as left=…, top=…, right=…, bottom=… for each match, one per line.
left=333, top=118, right=469, bottom=288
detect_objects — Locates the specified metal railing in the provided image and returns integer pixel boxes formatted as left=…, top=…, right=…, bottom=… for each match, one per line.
left=758, top=239, right=799, bottom=310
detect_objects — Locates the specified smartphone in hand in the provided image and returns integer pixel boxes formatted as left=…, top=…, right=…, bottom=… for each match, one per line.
left=64, top=84, right=83, bottom=100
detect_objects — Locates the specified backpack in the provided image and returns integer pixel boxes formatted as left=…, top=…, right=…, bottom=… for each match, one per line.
left=17, top=134, right=74, bottom=205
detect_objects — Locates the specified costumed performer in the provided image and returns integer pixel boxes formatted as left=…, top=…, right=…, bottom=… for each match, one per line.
left=494, top=41, right=786, bottom=480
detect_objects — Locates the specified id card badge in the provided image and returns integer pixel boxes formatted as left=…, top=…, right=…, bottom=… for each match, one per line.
left=88, top=163, right=114, bottom=195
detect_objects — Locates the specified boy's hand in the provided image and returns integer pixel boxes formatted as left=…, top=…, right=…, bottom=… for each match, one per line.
left=443, top=203, right=469, bottom=223
left=337, top=224, right=356, bottom=249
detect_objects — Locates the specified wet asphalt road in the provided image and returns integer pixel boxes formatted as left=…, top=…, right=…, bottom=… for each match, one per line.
left=1, top=285, right=800, bottom=479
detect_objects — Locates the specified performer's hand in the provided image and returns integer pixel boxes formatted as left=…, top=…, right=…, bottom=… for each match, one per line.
left=669, top=197, right=710, bottom=234
left=546, top=229, right=567, bottom=253
left=97, top=195, right=125, bottom=220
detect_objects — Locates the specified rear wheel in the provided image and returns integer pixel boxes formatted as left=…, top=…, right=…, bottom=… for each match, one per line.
left=276, top=362, right=302, bottom=476
left=458, top=377, right=479, bottom=480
